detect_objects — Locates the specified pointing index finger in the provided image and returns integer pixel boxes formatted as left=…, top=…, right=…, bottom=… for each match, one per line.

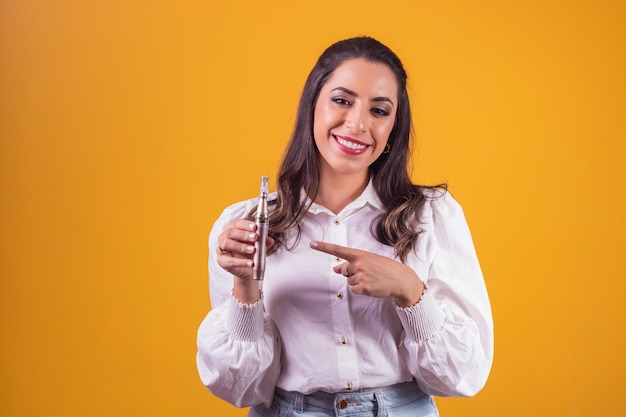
left=310, top=241, right=357, bottom=261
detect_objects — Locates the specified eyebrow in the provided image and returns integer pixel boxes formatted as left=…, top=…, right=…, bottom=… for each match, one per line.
left=331, top=86, right=395, bottom=107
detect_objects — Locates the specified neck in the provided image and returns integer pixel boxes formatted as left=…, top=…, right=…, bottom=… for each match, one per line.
left=314, top=171, right=370, bottom=214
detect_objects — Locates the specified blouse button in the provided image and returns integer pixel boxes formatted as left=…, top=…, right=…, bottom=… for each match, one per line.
left=335, top=256, right=341, bottom=262
left=340, top=336, right=348, bottom=345
left=333, top=218, right=340, bottom=225
left=345, top=382, right=353, bottom=391
left=336, top=291, right=343, bottom=299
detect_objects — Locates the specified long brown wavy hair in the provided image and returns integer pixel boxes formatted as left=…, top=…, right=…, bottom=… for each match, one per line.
left=253, top=36, right=445, bottom=263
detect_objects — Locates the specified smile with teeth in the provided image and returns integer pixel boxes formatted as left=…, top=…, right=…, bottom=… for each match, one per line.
left=334, top=135, right=370, bottom=151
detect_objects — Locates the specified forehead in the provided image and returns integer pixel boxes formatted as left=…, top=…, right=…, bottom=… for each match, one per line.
left=323, top=58, right=398, bottom=98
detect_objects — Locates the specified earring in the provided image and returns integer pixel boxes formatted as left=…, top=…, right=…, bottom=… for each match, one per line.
left=383, top=144, right=390, bottom=154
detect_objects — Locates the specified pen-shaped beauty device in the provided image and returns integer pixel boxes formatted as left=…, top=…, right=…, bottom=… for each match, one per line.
left=253, top=176, right=269, bottom=284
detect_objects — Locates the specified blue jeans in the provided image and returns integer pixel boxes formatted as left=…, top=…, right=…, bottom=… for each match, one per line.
left=248, top=381, right=439, bottom=417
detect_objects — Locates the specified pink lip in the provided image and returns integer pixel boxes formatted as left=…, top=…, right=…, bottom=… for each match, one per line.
left=333, top=135, right=371, bottom=155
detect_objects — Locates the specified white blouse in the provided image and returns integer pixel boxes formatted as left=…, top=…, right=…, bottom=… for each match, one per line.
left=196, top=182, right=493, bottom=407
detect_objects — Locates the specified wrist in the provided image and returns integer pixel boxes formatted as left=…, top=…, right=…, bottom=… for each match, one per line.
left=393, top=281, right=427, bottom=308
left=232, top=276, right=261, bottom=304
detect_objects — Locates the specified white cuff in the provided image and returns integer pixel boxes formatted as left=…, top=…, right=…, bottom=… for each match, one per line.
left=395, top=290, right=445, bottom=343
left=225, top=295, right=265, bottom=342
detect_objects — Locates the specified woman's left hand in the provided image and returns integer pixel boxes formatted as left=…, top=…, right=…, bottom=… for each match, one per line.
left=310, top=241, right=425, bottom=307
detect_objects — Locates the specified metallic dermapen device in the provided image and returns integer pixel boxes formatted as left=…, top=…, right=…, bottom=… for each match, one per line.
left=253, top=176, right=269, bottom=286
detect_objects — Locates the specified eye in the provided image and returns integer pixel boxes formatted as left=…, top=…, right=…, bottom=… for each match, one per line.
left=371, top=107, right=390, bottom=116
left=331, top=96, right=351, bottom=106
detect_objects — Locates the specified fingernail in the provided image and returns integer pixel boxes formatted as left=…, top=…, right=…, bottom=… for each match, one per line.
left=246, top=245, right=254, bottom=253
left=310, top=241, right=318, bottom=248
left=248, top=233, right=256, bottom=240
left=248, top=223, right=255, bottom=230
left=246, top=260, right=252, bottom=267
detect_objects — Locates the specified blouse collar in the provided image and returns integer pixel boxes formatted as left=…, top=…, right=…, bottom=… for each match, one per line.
left=303, top=178, right=384, bottom=216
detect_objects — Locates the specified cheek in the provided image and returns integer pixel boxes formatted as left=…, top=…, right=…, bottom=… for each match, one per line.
left=374, top=121, right=395, bottom=143
left=313, top=106, right=338, bottom=139
left=312, top=104, right=325, bottom=137
left=312, top=117, right=324, bottom=144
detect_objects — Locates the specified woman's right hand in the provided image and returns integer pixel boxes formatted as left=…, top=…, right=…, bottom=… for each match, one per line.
left=216, top=219, right=274, bottom=303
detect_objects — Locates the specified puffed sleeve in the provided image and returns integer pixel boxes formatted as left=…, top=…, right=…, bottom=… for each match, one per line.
left=196, top=200, right=282, bottom=407
left=395, top=191, right=494, bottom=397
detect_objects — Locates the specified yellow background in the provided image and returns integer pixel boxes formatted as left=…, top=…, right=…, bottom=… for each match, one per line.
left=1, top=0, right=625, bottom=416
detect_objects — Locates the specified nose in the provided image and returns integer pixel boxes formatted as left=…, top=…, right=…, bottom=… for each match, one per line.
left=346, top=105, right=368, bottom=132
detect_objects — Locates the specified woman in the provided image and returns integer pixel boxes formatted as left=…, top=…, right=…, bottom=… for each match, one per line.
left=197, top=37, right=493, bottom=417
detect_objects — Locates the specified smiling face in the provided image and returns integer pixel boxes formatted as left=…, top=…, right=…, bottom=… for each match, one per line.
left=313, top=58, right=398, bottom=182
